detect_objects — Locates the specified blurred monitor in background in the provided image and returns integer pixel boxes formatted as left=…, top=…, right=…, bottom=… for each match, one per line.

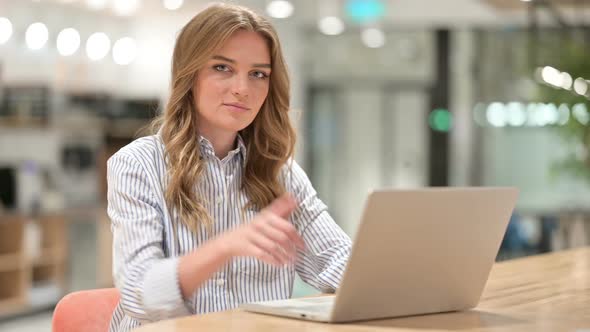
left=0, top=166, right=17, bottom=211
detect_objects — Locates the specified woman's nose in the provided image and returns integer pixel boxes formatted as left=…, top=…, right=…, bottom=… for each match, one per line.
left=231, top=75, right=249, bottom=98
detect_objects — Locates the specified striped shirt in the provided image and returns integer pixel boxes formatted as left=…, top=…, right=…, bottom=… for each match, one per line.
left=106, top=134, right=352, bottom=331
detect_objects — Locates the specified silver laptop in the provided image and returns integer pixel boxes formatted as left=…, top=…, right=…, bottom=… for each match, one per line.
left=241, top=187, right=519, bottom=323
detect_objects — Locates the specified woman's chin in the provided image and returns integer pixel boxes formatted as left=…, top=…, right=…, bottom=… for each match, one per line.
left=219, top=121, right=253, bottom=133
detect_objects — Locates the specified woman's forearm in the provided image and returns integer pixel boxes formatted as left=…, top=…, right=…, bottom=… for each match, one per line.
left=178, top=237, right=232, bottom=299
left=177, top=194, right=302, bottom=300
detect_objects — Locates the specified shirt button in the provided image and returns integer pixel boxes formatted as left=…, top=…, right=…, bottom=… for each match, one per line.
left=216, top=279, right=225, bottom=286
left=216, top=196, right=223, bottom=205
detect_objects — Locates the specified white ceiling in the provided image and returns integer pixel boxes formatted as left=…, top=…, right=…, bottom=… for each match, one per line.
left=2, top=0, right=588, bottom=28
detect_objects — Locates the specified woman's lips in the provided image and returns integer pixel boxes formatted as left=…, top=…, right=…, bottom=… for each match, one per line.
left=223, top=103, right=250, bottom=112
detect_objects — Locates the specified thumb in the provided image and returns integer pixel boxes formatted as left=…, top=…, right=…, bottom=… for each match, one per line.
left=265, top=193, right=297, bottom=218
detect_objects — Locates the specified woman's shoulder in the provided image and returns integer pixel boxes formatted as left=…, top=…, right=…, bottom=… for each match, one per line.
left=108, top=134, right=165, bottom=166
left=106, top=135, right=167, bottom=193
left=280, top=158, right=306, bottom=176
left=280, top=158, right=312, bottom=190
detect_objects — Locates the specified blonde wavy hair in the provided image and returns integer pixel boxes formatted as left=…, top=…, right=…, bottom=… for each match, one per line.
left=154, top=3, right=296, bottom=233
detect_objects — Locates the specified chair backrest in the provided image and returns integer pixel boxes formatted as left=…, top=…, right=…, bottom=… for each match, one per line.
left=52, top=288, right=119, bottom=332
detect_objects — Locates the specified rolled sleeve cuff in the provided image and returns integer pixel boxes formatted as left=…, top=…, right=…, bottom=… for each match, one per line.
left=142, top=257, right=192, bottom=320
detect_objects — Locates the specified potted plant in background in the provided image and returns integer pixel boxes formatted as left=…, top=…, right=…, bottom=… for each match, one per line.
left=535, top=38, right=590, bottom=182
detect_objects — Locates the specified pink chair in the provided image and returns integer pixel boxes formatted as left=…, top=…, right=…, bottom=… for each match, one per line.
left=52, top=288, right=120, bottom=332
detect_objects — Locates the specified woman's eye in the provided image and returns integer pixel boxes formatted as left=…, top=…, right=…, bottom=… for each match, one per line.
left=213, top=64, right=230, bottom=72
left=252, top=71, right=269, bottom=79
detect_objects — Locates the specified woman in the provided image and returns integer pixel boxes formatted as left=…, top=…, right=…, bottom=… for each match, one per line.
left=107, top=3, right=351, bottom=331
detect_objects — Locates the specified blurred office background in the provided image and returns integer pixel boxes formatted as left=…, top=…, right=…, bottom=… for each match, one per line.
left=1, top=0, right=589, bottom=330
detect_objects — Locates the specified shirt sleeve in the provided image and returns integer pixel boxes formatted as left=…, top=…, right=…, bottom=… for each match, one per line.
left=285, top=160, right=352, bottom=292
left=107, top=152, right=191, bottom=323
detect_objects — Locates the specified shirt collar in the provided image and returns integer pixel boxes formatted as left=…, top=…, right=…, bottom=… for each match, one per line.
left=198, top=134, right=247, bottom=165
left=156, top=128, right=247, bottom=165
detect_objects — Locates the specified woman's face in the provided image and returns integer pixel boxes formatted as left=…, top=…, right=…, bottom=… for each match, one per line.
left=193, top=30, right=271, bottom=138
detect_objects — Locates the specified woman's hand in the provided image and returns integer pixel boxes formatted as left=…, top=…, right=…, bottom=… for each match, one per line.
left=179, top=193, right=306, bottom=298
left=218, top=193, right=306, bottom=266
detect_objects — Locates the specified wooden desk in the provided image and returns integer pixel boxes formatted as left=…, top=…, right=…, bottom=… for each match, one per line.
left=137, top=247, right=590, bottom=331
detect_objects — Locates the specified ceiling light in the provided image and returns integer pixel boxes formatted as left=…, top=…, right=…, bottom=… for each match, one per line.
left=57, top=28, right=81, bottom=56
left=163, top=0, right=183, bottom=10
left=26, top=22, right=49, bottom=50
left=361, top=28, right=385, bottom=48
left=86, top=32, right=111, bottom=61
left=113, top=37, right=137, bottom=65
left=318, top=16, right=345, bottom=35
left=266, top=0, right=294, bottom=19
left=0, top=17, right=13, bottom=44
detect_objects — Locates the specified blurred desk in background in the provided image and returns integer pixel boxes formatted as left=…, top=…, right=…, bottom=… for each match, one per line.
left=0, top=214, right=67, bottom=318
left=499, top=210, right=590, bottom=260
left=553, top=212, right=590, bottom=250
left=137, top=247, right=590, bottom=332
left=62, top=205, right=114, bottom=291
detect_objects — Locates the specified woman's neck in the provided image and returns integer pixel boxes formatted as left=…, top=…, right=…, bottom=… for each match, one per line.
left=199, top=129, right=238, bottom=160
